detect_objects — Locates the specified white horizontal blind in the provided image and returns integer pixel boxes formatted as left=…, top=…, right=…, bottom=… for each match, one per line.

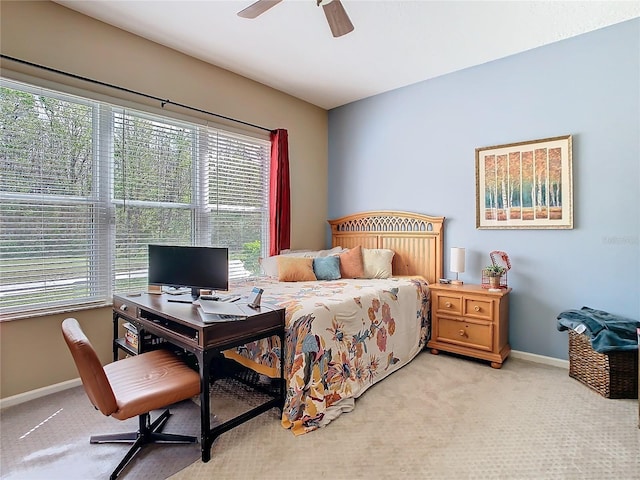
left=0, top=82, right=111, bottom=315
left=113, top=109, right=196, bottom=293
left=205, top=129, right=270, bottom=279
left=0, top=78, right=270, bottom=318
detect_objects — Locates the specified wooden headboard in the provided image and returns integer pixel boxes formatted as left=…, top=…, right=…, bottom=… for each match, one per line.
left=328, top=210, right=444, bottom=284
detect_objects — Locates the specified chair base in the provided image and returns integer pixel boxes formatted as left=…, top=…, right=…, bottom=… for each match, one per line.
left=90, top=409, right=197, bottom=480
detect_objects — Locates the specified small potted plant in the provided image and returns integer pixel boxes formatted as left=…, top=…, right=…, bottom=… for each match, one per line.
left=484, top=264, right=506, bottom=288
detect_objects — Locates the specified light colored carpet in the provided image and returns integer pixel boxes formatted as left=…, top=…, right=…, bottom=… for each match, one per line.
left=1, top=352, right=638, bottom=479
left=170, top=353, right=639, bottom=480
left=0, top=389, right=200, bottom=479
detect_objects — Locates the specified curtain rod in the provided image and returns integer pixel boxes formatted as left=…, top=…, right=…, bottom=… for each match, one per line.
left=1, top=54, right=273, bottom=133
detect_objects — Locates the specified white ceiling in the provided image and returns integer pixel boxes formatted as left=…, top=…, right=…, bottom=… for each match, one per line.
left=55, top=0, right=640, bottom=110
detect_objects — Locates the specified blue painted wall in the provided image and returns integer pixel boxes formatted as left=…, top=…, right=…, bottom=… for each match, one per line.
left=327, top=19, right=639, bottom=360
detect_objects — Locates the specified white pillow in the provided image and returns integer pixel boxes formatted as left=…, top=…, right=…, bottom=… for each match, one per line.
left=260, top=247, right=345, bottom=277
left=362, top=248, right=394, bottom=279
left=260, top=255, right=283, bottom=277
left=316, top=246, right=345, bottom=257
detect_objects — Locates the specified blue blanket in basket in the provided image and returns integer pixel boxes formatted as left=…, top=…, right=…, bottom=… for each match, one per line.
left=557, top=306, right=640, bottom=353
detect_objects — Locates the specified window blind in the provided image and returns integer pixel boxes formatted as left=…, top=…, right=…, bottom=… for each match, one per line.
left=205, top=130, right=270, bottom=278
left=112, top=109, right=195, bottom=294
left=0, top=83, right=110, bottom=315
left=0, top=78, right=270, bottom=318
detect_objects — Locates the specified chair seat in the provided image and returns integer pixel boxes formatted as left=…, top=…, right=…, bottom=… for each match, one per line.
left=105, top=349, right=200, bottom=420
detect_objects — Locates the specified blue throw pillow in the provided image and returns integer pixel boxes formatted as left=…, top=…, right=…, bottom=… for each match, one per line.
left=313, top=256, right=341, bottom=281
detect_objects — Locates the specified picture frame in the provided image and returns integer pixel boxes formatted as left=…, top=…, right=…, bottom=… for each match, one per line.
left=476, top=135, right=573, bottom=229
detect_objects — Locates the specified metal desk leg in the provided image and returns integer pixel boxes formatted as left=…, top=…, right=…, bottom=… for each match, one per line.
left=198, top=350, right=214, bottom=462
left=112, top=312, right=119, bottom=362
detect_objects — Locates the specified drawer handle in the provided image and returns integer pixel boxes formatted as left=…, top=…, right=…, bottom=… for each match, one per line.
left=119, top=304, right=128, bottom=311
left=474, top=306, right=480, bottom=312
left=458, top=329, right=466, bottom=337
left=445, top=302, right=452, bottom=308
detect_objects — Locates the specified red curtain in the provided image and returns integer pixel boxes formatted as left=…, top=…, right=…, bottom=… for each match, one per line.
left=269, top=129, right=290, bottom=256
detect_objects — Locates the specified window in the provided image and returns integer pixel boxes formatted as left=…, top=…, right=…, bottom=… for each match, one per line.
left=0, top=79, right=270, bottom=318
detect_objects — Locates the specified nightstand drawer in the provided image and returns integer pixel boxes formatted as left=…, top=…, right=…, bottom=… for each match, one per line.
left=463, top=297, right=493, bottom=321
left=436, top=316, right=493, bottom=351
left=435, top=294, right=462, bottom=315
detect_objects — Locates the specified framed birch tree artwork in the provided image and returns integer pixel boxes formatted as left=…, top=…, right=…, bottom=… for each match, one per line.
left=475, top=135, right=573, bottom=229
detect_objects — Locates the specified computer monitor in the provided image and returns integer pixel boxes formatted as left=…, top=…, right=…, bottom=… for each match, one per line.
left=148, top=245, right=229, bottom=300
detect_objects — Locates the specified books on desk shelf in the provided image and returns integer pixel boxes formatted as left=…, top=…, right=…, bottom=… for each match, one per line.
left=123, top=322, right=139, bottom=349
left=122, top=321, right=166, bottom=348
left=123, top=321, right=137, bottom=333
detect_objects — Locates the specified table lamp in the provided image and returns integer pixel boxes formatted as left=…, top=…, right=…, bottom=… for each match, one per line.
left=450, top=247, right=465, bottom=285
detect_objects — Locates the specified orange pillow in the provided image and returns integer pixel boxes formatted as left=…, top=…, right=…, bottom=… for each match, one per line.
left=339, top=245, right=364, bottom=279
left=277, top=256, right=317, bottom=282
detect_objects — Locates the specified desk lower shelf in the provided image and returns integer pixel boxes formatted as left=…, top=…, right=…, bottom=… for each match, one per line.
left=114, top=337, right=137, bottom=357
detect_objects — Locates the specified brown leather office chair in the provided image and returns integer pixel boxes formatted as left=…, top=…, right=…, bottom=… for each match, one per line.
left=61, top=318, right=201, bottom=480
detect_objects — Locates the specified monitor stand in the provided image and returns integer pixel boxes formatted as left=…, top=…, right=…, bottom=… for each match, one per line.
left=191, top=287, right=200, bottom=301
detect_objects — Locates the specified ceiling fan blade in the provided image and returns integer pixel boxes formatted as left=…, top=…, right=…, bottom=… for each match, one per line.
left=322, top=0, right=354, bottom=38
left=238, top=0, right=283, bottom=19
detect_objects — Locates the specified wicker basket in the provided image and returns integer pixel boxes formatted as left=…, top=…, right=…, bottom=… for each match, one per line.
left=568, top=330, right=638, bottom=399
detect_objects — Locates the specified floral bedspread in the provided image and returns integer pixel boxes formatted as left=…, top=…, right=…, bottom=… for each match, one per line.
left=224, top=276, right=430, bottom=436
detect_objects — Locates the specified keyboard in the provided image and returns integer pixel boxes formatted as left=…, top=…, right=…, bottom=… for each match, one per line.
left=200, top=294, right=241, bottom=302
left=199, top=294, right=218, bottom=301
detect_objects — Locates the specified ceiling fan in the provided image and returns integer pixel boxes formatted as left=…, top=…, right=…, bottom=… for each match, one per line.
left=238, top=0, right=354, bottom=38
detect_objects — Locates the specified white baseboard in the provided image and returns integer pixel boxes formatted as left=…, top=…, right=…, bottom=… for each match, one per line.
left=511, top=349, right=569, bottom=369
left=0, top=378, right=81, bottom=410
left=1, top=350, right=568, bottom=410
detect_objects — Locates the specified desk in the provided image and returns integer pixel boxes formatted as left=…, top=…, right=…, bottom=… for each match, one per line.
left=112, top=293, right=285, bottom=462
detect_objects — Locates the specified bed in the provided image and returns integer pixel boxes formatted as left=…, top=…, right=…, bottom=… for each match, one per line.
left=224, top=210, right=444, bottom=435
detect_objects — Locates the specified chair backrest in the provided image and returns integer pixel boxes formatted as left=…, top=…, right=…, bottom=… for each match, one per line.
left=61, top=318, right=118, bottom=416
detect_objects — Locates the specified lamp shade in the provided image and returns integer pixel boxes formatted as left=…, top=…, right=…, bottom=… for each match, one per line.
left=450, top=247, right=465, bottom=274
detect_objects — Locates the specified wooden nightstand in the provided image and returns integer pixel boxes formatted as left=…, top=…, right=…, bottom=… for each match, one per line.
left=427, top=283, right=511, bottom=369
